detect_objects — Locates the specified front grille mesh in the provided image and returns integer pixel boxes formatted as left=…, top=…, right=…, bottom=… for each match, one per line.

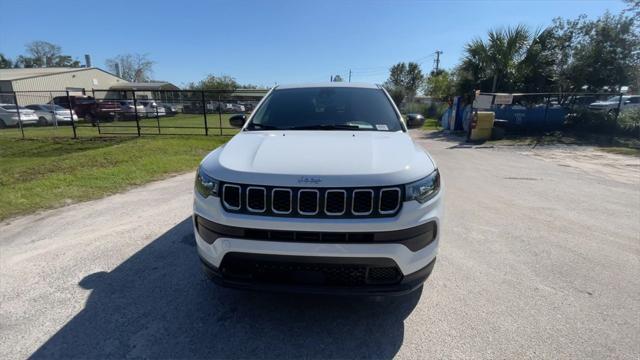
left=221, top=182, right=402, bottom=218
left=221, top=254, right=402, bottom=286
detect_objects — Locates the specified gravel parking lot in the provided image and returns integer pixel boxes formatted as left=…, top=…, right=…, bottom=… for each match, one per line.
left=1, top=131, right=638, bottom=359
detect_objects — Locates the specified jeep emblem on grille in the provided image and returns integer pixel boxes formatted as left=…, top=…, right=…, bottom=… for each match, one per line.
left=297, top=176, right=322, bottom=184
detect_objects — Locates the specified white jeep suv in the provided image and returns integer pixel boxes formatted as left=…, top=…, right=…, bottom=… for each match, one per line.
left=193, top=83, right=442, bottom=295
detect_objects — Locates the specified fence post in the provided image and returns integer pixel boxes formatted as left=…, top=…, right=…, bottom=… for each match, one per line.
left=13, top=92, right=25, bottom=139
left=614, top=93, right=623, bottom=123
left=218, top=93, right=223, bottom=136
left=91, top=88, right=102, bottom=134
left=543, top=95, right=550, bottom=130
left=201, top=91, right=209, bottom=136
left=66, top=90, right=77, bottom=139
left=155, top=101, right=161, bottom=134
left=49, top=91, right=58, bottom=128
left=132, top=91, right=141, bottom=137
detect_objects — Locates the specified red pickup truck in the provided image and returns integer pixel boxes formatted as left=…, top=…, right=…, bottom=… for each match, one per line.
left=50, top=96, right=120, bottom=124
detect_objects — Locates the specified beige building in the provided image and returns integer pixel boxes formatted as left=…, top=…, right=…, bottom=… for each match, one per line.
left=0, top=67, right=128, bottom=105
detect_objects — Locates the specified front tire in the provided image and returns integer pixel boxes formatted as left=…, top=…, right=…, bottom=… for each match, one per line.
left=38, top=117, right=48, bottom=126
left=0, top=119, right=6, bottom=128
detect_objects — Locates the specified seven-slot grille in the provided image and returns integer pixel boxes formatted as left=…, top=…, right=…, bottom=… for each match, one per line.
left=220, top=182, right=402, bottom=218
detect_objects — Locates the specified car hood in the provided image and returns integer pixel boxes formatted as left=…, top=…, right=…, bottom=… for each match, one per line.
left=201, top=130, right=435, bottom=187
left=590, top=101, right=618, bottom=106
left=4, top=109, right=35, bottom=114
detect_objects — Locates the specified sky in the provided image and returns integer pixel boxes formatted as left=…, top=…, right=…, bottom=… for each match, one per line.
left=0, top=0, right=628, bottom=88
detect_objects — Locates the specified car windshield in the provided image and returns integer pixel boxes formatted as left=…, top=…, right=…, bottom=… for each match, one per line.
left=247, top=87, right=402, bottom=131
left=606, top=96, right=623, bottom=102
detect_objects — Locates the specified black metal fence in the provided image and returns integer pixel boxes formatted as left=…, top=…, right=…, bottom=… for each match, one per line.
left=0, top=89, right=268, bottom=139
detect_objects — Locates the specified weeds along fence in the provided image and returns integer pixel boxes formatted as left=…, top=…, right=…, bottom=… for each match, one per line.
left=0, top=89, right=268, bottom=139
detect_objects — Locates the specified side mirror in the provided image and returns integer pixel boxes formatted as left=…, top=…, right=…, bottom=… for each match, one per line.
left=229, top=114, right=247, bottom=128
left=405, top=114, right=425, bottom=129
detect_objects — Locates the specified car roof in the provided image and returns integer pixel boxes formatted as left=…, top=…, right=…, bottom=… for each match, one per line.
left=275, top=82, right=380, bottom=90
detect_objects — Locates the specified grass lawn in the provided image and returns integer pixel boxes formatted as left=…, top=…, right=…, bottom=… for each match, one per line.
left=0, top=134, right=231, bottom=221
left=0, top=113, right=239, bottom=139
left=422, top=118, right=440, bottom=131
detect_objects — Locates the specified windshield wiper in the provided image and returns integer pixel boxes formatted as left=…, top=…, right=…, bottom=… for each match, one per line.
left=286, top=124, right=363, bottom=131
left=246, top=124, right=282, bottom=130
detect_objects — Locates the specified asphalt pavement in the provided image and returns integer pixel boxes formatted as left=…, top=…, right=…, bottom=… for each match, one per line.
left=0, top=131, right=638, bottom=359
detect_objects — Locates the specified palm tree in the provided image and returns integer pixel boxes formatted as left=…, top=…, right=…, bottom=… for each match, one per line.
left=459, top=25, right=554, bottom=93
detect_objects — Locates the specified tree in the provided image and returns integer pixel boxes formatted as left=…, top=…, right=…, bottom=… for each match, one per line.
left=185, top=74, right=259, bottom=90
left=0, top=54, right=12, bottom=68
left=332, top=75, right=343, bottom=82
left=12, top=41, right=80, bottom=68
left=25, top=41, right=60, bottom=67
left=425, top=70, right=455, bottom=100
left=106, top=53, right=154, bottom=82
left=459, top=25, right=548, bottom=93
left=553, top=12, right=639, bottom=92
left=623, top=0, right=639, bottom=19
left=186, top=75, right=239, bottom=90
left=383, top=62, right=424, bottom=106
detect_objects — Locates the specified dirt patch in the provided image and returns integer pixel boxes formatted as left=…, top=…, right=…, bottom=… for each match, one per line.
left=516, top=145, right=640, bottom=185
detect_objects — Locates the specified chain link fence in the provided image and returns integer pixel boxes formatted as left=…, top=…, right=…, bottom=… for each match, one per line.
left=465, top=92, right=639, bottom=136
left=0, top=89, right=268, bottom=139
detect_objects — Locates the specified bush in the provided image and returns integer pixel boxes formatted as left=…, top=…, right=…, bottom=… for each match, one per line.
left=566, top=108, right=640, bottom=137
left=425, top=102, right=449, bottom=119
left=566, top=109, right=618, bottom=133
left=618, top=108, right=640, bottom=136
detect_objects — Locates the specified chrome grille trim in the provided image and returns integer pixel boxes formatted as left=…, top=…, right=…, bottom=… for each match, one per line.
left=271, top=188, right=292, bottom=214
left=352, top=189, right=374, bottom=216
left=298, top=189, right=320, bottom=215
left=222, top=184, right=242, bottom=210
left=324, top=189, right=347, bottom=216
left=379, top=188, right=401, bottom=214
left=246, top=186, right=267, bottom=213
left=219, top=182, right=402, bottom=218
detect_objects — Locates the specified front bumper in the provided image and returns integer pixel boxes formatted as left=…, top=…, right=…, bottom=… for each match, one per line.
left=193, top=183, right=442, bottom=294
left=200, top=252, right=436, bottom=296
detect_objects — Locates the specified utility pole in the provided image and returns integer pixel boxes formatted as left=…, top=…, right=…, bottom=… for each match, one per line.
left=434, top=50, right=443, bottom=73
left=348, top=69, right=352, bottom=83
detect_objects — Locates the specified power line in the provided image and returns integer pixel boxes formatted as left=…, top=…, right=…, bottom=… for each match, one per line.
left=348, top=53, right=436, bottom=82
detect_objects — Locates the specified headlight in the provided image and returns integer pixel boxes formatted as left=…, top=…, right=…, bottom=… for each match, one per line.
left=405, top=169, right=440, bottom=203
left=195, top=166, right=219, bottom=198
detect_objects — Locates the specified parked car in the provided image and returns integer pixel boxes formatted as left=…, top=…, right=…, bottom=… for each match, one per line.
left=588, top=95, right=640, bottom=115
left=138, top=100, right=167, bottom=118
left=183, top=101, right=221, bottom=114
left=563, top=95, right=597, bottom=111
left=194, top=83, right=443, bottom=295
left=117, top=100, right=146, bottom=120
left=50, top=95, right=119, bottom=124
left=239, top=101, right=258, bottom=112
left=405, top=113, right=425, bottom=128
left=158, top=103, right=178, bottom=116
left=224, top=103, right=245, bottom=113
left=25, top=104, right=78, bottom=125
left=0, top=104, right=39, bottom=128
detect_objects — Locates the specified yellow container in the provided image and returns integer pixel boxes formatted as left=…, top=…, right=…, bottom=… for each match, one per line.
left=469, top=111, right=495, bottom=141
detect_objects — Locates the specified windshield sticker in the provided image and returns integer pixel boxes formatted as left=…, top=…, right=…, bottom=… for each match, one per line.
left=376, top=124, right=389, bottom=131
